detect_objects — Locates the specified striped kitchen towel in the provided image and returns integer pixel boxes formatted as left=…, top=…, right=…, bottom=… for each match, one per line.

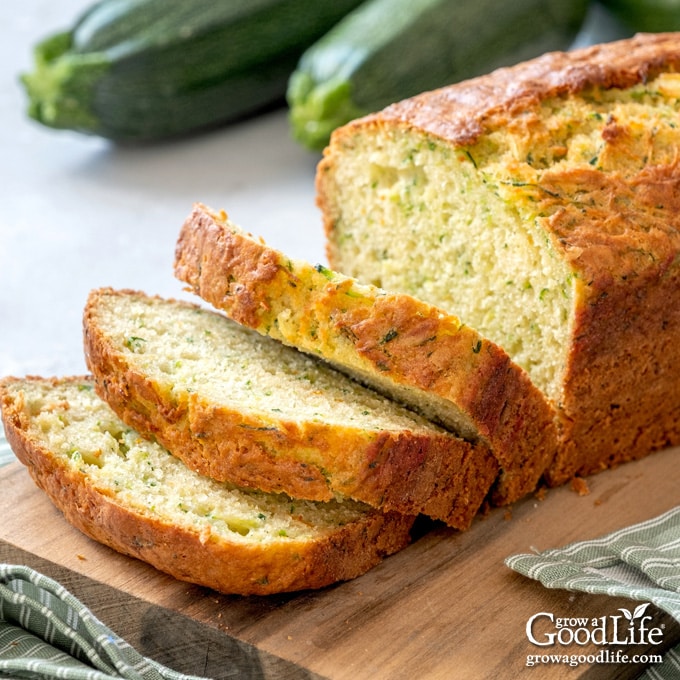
left=0, top=564, right=213, bottom=680
left=507, top=506, right=680, bottom=679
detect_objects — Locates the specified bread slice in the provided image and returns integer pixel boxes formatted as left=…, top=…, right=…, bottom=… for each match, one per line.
left=0, top=376, right=415, bottom=595
left=316, top=33, right=680, bottom=486
left=174, top=203, right=557, bottom=505
left=83, top=288, right=497, bottom=529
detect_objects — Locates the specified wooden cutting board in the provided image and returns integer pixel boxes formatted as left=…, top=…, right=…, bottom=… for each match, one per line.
left=1, top=447, right=679, bottom=680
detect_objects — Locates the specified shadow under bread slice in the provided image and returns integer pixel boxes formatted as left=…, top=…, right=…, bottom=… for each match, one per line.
left=83, top=288, right=498, bottom=530
left=174, top=204, right=556, bottom=505
left=0, top=376, right=414, bottom=595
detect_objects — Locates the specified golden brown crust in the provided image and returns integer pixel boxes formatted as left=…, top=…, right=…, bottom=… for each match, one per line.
left=174, top=204, right=555, bottom=505
left=336, top=33, right=680, bottom=148
left=83, top=288, right=494, bottom=529
left=0, top=376, right=414, bottom=595
left=531, top=163, right=680, bottom=483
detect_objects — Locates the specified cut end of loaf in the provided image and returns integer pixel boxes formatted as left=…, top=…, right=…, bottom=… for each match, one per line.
left=318, top=120, right=576, bottom=405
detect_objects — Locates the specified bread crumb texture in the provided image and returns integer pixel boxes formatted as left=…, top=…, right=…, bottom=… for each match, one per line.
left=0, top=376, right=415, bottom=594
left=173, top=204, right=558, bottom=506
left=9, top=378, right=370, bottom=543
left=95, top=291, right=446, bottom=435
left=84, top=290, right=492, bottom=527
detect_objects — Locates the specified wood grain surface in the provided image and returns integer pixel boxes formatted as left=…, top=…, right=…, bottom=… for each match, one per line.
left=1, top=448, right=679, bottom=680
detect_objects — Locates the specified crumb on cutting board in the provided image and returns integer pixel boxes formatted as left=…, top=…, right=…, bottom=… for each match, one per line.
left=570, top=477, right=590, bottom=496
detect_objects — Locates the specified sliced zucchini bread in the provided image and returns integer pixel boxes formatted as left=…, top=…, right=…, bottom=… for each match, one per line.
left=174, top=203, right=557, bottom=505
left=83, top=288, right=498, bottom=529
left=0, top=376, right=414, bottom=595
left=316, top=32, right=680, bottom=485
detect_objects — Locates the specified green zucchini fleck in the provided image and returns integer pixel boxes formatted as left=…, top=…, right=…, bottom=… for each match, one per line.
left=125, top=336, right=146, bottom=352
left=314, top=263, right=336, bottom=280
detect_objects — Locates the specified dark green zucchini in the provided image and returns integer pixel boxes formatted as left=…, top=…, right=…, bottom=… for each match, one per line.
left=21, top=0, right=365, bottom=142
left=599, top=0, right=680, bottom=32
left=287, top=0, right=590, bottom=151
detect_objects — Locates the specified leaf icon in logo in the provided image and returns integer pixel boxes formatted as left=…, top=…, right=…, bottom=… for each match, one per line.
left=633, top=603, right=650, bottom=619
left=618, top=603, right=650, bottom=621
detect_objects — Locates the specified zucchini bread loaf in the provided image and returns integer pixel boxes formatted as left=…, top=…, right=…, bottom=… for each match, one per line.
left=174, top=203, right=556, bottom=505
left=0, top=376, right=414, bottom=595
left=316, top=32, right=680, bottom=486
left=83, top=288, right=498, bottom=529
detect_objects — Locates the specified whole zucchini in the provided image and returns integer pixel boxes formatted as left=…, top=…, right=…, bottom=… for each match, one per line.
left=598, top=0, right=680, bottom=32
left=21, top=0, right=365, bottom=142
left=287, top=0, right=590, bottom=151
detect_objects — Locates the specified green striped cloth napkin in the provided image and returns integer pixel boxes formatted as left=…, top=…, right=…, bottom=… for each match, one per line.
left=0, top=563, right=214, bottom=680
left=507, top=506, right=680, bottom=679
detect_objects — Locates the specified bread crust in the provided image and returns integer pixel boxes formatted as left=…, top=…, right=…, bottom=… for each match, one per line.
left=318, top=32, right=680, bottom=486
left=83, top=289, right=495, bottom=529
left=174, top=204, right=555, bottom=505
left=0, top=376, right=415, bottom=596
left=334, top=33, right=680, bottom=148
left=529, top=164, right=680, bottom=482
